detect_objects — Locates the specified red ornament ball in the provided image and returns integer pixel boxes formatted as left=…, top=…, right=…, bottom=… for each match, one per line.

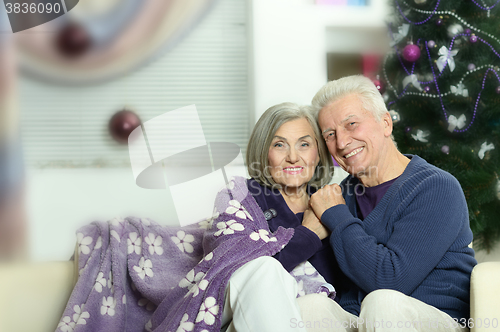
left=109, top=110, right=142, bottom=144
left=372, top=79, right=385, bottom=94
left=56, top=23, right=92, bottom=58
left=402, top=44, right=421, bottom=62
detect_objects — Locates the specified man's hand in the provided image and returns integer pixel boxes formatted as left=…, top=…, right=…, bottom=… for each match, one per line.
left=302, top=208, right=330, bottom=240
left=310, top=184, right=346, bottom=219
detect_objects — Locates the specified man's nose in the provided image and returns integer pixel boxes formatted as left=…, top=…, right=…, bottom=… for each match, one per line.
left=336, top=130, right=351, bottom=150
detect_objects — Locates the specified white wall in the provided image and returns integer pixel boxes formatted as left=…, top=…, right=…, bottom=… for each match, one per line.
left=26, top=168, right=176, bottom=261
left=27, top=0, right=389, bottom=261
left=250, top=0, right=389, bottom=119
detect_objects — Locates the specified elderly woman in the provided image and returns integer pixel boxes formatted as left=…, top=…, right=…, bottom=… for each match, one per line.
left=57, top=103, right=337, bottom=332
left=220, top=102, right=336, bottom=332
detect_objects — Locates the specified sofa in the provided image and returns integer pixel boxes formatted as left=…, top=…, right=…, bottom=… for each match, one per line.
left=0, top=259, right=498, bottom=332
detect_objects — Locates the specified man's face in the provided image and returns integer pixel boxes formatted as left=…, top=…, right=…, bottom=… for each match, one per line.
left=318, top=94, right=392, bottom=180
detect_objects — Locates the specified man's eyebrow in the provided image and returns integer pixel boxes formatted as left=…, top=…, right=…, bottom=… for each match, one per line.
left=322, top=115, right=357, bottom=134
left=341, top=114, right=356, bottom=123
left=322, top=128, right=333, bottom=134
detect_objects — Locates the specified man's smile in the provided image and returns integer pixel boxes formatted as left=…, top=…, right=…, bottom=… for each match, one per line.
left=344, top=147, right=364, bottom=159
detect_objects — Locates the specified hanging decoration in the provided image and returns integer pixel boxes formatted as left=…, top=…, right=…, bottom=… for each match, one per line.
left=109, top=109, right=142, bottom=144
left=402, top=43, right=421, bottom=62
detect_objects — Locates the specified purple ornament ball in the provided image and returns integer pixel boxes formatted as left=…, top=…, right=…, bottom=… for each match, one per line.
left=427, top=40, right=436, bottom=48
left=465, top=28, right=471, bottom=34
left=109, top=109, right=142, bottom=144
left=470, top=35, right=478, bottom=43
left=468, top=63, right=476, bottom=71
left=402, top=44, right=421, bottom=62
left=405, top=126, right=412, bottom=133
left=496, top=86, right=500, bottom=94
left=441, top=145, right=450, bottom=154
left=424, top=86, right=431, bottom=93
left=436, top=18, right=443, bottom=26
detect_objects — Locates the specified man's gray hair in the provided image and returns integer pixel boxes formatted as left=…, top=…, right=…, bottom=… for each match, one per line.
left=246, top=102, right=334, bottom=189
left=311, top=75, right=388, bottom=122
left=311, top=75, right=395, bottom=143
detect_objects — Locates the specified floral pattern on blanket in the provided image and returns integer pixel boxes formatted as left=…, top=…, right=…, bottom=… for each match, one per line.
left=57, top=176, right=335, bottom=332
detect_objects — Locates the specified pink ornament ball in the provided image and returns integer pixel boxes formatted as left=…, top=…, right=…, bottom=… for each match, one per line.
left=403, top=44, right=421, bottom=62
left=372, top=79, right=385, bottom=94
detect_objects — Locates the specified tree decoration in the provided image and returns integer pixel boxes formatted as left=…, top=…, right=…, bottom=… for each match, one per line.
left=383, top=0, right=500, bottom=250
left=403, top=43, right=421, bottom=62
left=372, top=77, right=385, bottom=93
left=109, top=109, right=142, bottom=144
left=496, top=177, right=500, bottom=200
left=448, top=24, right=464, bottom=38
left=390, top=110, right=401, bottom=123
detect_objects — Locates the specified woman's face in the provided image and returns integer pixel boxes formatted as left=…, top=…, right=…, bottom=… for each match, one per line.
left=267, top=118, right=320, bottom=192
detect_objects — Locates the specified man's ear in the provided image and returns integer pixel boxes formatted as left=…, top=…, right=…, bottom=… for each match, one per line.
left=382, top=111, right=393, bottom=137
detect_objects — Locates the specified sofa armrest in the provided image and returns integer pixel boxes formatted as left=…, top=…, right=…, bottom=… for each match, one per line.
left=470, top=262, right=500, bottom=332
left=0, top=261, right=76, bottom=332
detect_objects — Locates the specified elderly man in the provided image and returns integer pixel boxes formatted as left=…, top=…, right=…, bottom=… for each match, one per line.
left=305, top=75, right=476, bottom=331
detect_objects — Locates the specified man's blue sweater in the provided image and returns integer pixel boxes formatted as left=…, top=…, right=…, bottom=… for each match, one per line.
left=321, top=155, right=477, bottom=320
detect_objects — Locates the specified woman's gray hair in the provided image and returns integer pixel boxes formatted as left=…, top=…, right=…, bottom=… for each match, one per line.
left=246, top=102, right=334, bottom=189
left=311, top=75, right=388, bottom=122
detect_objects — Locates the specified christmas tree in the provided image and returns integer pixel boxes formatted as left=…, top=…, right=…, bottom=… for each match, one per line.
left=382, top=0, right=500, bottom=251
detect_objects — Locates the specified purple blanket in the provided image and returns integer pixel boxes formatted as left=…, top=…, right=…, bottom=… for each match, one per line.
left=56, top=176, right=335, bottom=332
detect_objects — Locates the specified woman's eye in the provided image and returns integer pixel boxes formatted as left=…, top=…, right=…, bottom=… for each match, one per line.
left=301, top=142, right=310, bottom=147
left=274, top=143, right=283, bottom=148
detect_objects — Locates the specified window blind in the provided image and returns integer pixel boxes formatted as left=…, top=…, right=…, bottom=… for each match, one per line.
left=19, top=0, right=249, bottom=168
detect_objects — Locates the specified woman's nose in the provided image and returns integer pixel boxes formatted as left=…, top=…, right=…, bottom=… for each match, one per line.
left=286, top=147, right=300, bottom=163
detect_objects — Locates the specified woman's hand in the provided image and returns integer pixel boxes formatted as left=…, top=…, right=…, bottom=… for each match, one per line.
left=310, top=184, right=346, bottom=219
left=302, top=208, right=330, bottom=240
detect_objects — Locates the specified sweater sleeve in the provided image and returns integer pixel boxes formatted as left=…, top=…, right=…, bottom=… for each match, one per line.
left=273, top=225, right=322, bottom=272
left=321, top=172, right=469, bottom=295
